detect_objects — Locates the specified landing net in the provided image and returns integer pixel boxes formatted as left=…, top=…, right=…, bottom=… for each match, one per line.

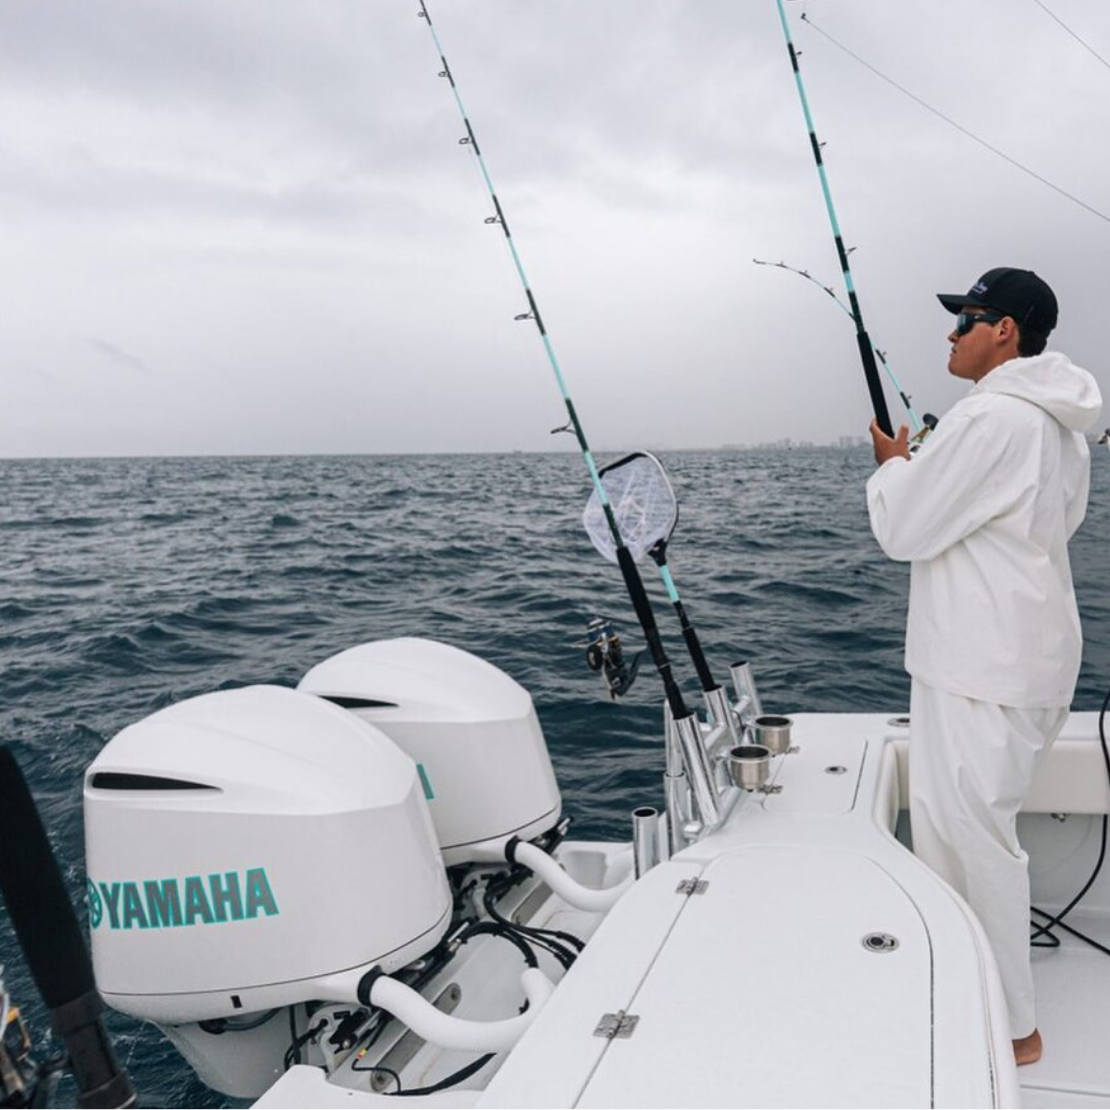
left=583, top=453, right=677, bottom=566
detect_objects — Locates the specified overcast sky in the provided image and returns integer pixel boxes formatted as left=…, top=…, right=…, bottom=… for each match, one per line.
left=2, top=0, right=1108, bottom=457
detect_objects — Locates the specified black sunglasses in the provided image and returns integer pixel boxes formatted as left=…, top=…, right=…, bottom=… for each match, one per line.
left=954, top=310, right=1007, bottom=337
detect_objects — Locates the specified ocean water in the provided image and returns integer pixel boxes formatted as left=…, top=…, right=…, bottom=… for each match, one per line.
left=2, top=448, right=1108, bottom=1107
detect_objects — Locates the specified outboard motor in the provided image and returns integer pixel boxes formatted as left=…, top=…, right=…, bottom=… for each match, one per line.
left=84, top=685, right=451, bottom=1027
left=299, top=638, right=562, bottom=865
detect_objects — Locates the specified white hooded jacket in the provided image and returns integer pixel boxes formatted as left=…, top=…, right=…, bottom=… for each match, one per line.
left=867, top=351, right=1102, bottom=708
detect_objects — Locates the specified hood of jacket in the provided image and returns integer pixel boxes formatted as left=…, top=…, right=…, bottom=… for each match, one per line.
left=974, top=351, right=1102, bottom=433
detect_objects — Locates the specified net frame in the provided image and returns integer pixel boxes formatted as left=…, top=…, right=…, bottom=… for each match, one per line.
left=583, top=452, right=678, bottom=566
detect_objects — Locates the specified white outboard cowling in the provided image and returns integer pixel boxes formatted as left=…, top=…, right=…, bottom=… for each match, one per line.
left=84, top=685, right=451, bottom=1024
left=298, top=639, right=562, bottom=865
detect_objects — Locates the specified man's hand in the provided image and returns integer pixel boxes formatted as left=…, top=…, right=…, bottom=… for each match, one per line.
left=870, top=420, right=911, bottom=466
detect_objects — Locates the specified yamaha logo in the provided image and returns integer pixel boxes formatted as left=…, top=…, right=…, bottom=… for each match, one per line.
left=86, top=867, right=279, bottom=931
left=87, top=878, right=104, bottom=929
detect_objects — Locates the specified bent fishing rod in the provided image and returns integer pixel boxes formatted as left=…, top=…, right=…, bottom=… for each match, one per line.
left=753, top=258, right=926, bottom=434
left=416, top=1, right=715, bottom=723
left=773, top=0, right=894, bottom=437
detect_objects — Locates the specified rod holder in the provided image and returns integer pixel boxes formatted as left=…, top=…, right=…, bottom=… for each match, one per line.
left=658, top=810, right=672, bottom=864
left=663, top=704, right=693, bottom=852
left=632, top=807, right=662, bottom=878
left=664, top=768, right=693, bottom=853
left=664, top=702, right=683, bottom=777
left=729, top=660, right=763, bottom=726
left=751, top=715, right=793, bottom=755
left=674, top=712, right=721, bottom=830
left=704, top=684, right=742, bottom=746
left=726, top=745, right=772, bottom=792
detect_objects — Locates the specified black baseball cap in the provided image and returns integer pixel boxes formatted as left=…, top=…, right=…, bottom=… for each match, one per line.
left=937, top=267, right=1058, bottom=336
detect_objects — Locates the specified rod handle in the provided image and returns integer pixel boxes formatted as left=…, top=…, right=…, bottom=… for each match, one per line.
left=858, top=330, right=893, bottom=436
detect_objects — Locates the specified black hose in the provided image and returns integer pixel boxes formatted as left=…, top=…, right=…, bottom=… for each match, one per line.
left=457, top=921, right=539, bottom=968
left=1029, top=684, right=1110, bottom=952
left=391, top=1052, right=496, bottom=1097
left=481, top=872, right=582, bottom=969
left=486, top=866, right=585, bottom=952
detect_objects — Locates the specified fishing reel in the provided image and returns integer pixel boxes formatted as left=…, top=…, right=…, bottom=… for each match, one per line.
left=0, top=979, right=63, bottom=1109
left=583, top=617, right=641, bottom=701
left=909, top=413, right=939, bottom=453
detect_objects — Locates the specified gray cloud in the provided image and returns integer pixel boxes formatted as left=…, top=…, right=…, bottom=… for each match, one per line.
left=85, top=339, right=152, bottom=375
left=0, top=0, right=1107, bottom=458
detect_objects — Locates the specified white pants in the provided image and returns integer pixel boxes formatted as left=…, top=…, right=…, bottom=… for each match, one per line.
left=909, top=678, right=1068, bottom=1040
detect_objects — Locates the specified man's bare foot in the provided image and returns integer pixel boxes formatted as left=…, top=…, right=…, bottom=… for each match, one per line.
left=1013, top=1028, right=1042, bottom=1066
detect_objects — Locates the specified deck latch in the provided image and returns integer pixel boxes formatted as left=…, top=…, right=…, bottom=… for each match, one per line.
left=594, top=1010, right=640, bottom=1039
left=676, top=878, right=708, bottom=896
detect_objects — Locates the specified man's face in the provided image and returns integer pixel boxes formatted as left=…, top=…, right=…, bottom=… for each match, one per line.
left=947, top=307, right=1006, bottom=382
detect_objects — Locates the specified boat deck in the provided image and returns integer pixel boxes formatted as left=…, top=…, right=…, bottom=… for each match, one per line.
left=1022, top=909, right=1110, bottom=1108
left=255, top=713, right=1110, bottom=1109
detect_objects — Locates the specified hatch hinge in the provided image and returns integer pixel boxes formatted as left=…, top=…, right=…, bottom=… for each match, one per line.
left=593, top=1010, right=640, bottom=1040
left=676, top=878, right=708, bottom=896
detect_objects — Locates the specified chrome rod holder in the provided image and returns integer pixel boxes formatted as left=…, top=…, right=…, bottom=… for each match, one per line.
left=664, top=769, right=693, bottom=852
left=729, top=660, right=763, bottom=727
left=674, top=712, right=721, bottom=830
left=704, top=684, right=742, bottom=746
left=663, top=703, right=694, bottom=852
left=632, top=807, right=662, bottom=878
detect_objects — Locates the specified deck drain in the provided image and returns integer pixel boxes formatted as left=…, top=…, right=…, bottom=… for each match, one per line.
left=825, top=765, right=848, bottom=775
left=887, top=716, right=911, bottom=728
left=862, top=933, right=899, bottom=953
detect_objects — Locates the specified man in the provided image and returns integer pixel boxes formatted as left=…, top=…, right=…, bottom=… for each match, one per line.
left=866, top=267, right=1102, bottom=1066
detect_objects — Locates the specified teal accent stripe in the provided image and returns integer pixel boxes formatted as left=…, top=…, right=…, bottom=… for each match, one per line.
left=658, top=564, right=681, bottom=604
left=417, top=763, right=435, bottom=801
left=419, top=1, right=616, bottom=525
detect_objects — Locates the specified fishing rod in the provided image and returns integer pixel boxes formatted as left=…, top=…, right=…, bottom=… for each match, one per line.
left=773, top=0, right=895, bottom=437
left=415, top=2, right=701, bottom=725
left=753, top=258, right=926, bottom=434
left=582, top=452, right=735, bottom=735
left=0, top=746, right=134, bottom=1108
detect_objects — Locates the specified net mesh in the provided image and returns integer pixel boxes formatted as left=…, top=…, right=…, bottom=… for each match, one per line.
left=583, top=453, right=677, bottom=565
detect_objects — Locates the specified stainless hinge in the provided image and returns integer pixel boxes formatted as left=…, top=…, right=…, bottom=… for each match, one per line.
left=676, top=878, right=708, bottom=895
left=594, top=1010, right=640, bottom=1039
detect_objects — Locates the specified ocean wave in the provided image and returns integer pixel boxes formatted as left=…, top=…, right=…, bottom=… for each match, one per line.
left=1, top=448, right=1107, bottom=1107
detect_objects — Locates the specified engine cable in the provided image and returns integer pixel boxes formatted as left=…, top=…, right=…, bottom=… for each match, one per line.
left=1029, top=684, right=1110, bottom=955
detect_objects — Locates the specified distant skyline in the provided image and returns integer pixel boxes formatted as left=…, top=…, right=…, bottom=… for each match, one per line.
left=3, top=1, right=1108, bottom=458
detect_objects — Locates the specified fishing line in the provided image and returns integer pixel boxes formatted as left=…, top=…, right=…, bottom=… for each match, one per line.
left=753, top=258, right=924, bottom=433
left=415, top=2, right=692, bottom=722
left=799, top=12, right=1110, bottom=228
left=773, top=0, right=894, bottom=437
left=1029, top=0, right=1110, bottom=74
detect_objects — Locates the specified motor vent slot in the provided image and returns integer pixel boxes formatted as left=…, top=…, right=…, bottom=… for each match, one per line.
left=319, top=696, right=398, bottom=710
left=90, top=773, right=217, bottom=791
